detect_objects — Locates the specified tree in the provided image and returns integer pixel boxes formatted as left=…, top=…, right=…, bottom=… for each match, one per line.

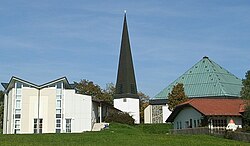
left=167, top=83, right=188, bottom=111
left=241, top=70, right=250, bottom=99
left=0, top=90, right=4, bottom=130
left=138, top=92, right=150, bottom=123
left=74, top=80, right=114, bottom=104
left=241, top=70, right=250, bottom=129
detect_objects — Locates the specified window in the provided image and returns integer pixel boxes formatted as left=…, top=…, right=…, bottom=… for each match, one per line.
left=15, top=109, right=21, bottom=114
left=16, top=82, right=22, bottom=88
left=123, top=98, right=127, bottom=102
left=180, top=122, right=182, bottom=129
left=194, top=120, right=197, bottom=128
left=66, top=119, right=71, bottom=133
left=34, top=119, right=43, bottom=134
left=14, top=120, right=20, bottom=134
left=16, top=100, right=21, bottom=109
left=56, top=109, right=61, bottom=114
left=190, top=119, right=193, bottom=128
left=56, top=119, right=61, bottom=133
left=177, top=122, right=179, bottom=129
left=56, top=100, right=61, bottom=108
left=56, top=95, right=62, bottom=99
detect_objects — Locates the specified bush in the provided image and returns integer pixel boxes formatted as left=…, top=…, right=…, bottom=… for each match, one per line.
left=105, top=112, right=135, bottom=125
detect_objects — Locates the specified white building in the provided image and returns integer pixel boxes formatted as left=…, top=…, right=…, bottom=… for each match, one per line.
left=166, top=98, right=245, bottom=130
left=2, top=76, right=112, bottom=134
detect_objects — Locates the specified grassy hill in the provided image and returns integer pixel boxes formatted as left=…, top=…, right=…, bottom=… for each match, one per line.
left=0, top=123, right=249, bottom=146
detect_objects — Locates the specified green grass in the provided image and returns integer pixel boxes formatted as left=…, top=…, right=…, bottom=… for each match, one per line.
left=0, top=123, right=249, bottom=146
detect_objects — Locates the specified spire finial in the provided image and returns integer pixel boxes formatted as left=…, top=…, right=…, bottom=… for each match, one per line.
left=124, top=10, right=127, bottom=14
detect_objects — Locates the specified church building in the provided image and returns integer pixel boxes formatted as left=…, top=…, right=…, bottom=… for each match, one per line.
left=113, top=13, right=140, bottom=124
left=144, top=56, right=243, bottom=124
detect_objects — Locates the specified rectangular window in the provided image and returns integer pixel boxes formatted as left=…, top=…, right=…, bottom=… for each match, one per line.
left=56, top=95, right=62, bottom=99
left=66, top=119, right=71, bottom=133
left=194, top=120, right=196, bottom=128
left=56, top=89, right=62, bottom=95
left=16, top=100, right=21, bottom=109
left=56, top=114, right=61, bottom=118
left=15, top=114, right=21, bottom=119
left=123, top=98, right=127, bottom=102
left=15, top=109, right=21, bottom=114
left=56, top=100, right=61, bottom=108
left=56, top=129, right=61, bottom=133
left=190, top=119, right=192, bottom=128
left=56, top=109, right=61, bottom=114
left=180, top=121, right=182, bottom=129
left=34, top=118, right=42, bottom=134
left=16, top=82, right=22, bottom=88
left=14, top=119, right=21, bottom=134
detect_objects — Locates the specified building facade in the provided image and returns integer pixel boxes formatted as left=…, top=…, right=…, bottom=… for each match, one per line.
left=2, top=76, right=110, bottom=134
left=166, top=99, right=245, bottom=130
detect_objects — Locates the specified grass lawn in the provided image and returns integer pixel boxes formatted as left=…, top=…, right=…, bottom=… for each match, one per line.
left=0, top=123, right=249, bottom=146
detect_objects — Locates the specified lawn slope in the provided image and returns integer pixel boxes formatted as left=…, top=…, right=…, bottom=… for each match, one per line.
left=0, top=123, right=248, bottom=146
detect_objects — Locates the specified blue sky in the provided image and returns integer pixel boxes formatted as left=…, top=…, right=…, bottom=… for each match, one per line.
left=0, top=0, right=250, bottom=97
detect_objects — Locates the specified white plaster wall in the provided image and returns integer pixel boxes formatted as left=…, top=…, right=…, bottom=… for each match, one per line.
left=64, top=90, right=92, bottom=132
left=162, top=105, right=171, bottom=123
left=114, top=98, right=140, bottom=124
left=144, top=105, right=152, bottom=124
left=174, top=107, right=202, bottom=129
left=40, top=88, right=56, bottom=133
left=3, top=94, right=7, bottom=134
left=21, top=87, right=38, bottom=134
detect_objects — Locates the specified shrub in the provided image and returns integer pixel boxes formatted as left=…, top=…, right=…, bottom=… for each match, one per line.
left=105, top=111, right=135, bottom=125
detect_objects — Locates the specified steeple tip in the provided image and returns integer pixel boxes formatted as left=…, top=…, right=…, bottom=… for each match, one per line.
left=124, top=10, right=127, bottom=14
left=203, top=56, right=209, bottom=59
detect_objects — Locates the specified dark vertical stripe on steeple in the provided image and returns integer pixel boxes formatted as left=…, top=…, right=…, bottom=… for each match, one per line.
left=114, top=13, right=139, bottom=99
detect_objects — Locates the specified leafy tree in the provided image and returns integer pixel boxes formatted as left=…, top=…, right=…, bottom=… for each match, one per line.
left=0, top=90, right=3, bottom=102
left=167, top=83, right=188, bottom=111
left=74, top=80, right=114, bottom=104
left=138, top=92, right=149, bottom=123
left=241, top=70, right=250, bottom=99
left=0, top=102, right=3, bottom=130
left=241, top=70, right=250, bottom=129
left=0, top=90, right=4, bottom=130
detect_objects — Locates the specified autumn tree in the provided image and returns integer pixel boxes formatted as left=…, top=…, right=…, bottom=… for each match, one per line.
left=138, top=92, right=150, bottom=123
left=74, top=80, right=114, bottom=104
left=167, top=83, right=188, bottom=111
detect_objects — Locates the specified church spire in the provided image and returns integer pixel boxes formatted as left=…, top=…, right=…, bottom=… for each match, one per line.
left=114, top=13, right=138, bottom=99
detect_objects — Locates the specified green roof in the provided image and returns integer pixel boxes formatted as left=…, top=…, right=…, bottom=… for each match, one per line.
left=153, top=56, right=242, bottom=100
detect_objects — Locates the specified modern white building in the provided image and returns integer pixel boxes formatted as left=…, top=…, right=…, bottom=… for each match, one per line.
left=2, top=76, right=112, bottom=134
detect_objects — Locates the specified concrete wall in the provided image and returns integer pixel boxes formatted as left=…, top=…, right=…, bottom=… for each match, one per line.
left=114, top=98, right=140, bottom=124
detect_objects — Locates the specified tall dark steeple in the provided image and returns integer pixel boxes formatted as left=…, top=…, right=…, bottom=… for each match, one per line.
left=114, top=12, right=138, bottom=99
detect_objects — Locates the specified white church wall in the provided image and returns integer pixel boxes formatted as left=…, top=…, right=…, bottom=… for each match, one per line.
left=64, top=90, right=92, bottom=132
left=114, top=98, right=140, bottom=124
left=144, top=105, right=152, bottom=123
left=162, top=105, right=171, bottom=123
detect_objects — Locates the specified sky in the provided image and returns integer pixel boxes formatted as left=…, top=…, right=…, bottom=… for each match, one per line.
left=0, top=0, right=250, bottom=98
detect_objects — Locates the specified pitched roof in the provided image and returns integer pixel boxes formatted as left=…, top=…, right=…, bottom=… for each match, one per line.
left=154, top=56, right=242, bottom=100
left=167, top=98, right=245, bottom=122
left=1, top=76, right=72, bottom=92
left=114, top=13, right=138, bottom=99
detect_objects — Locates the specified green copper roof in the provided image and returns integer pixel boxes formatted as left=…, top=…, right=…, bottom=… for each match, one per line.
left=114, top=13, right=138, bottom=99
left=153, top=56, right=242, bottom=100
